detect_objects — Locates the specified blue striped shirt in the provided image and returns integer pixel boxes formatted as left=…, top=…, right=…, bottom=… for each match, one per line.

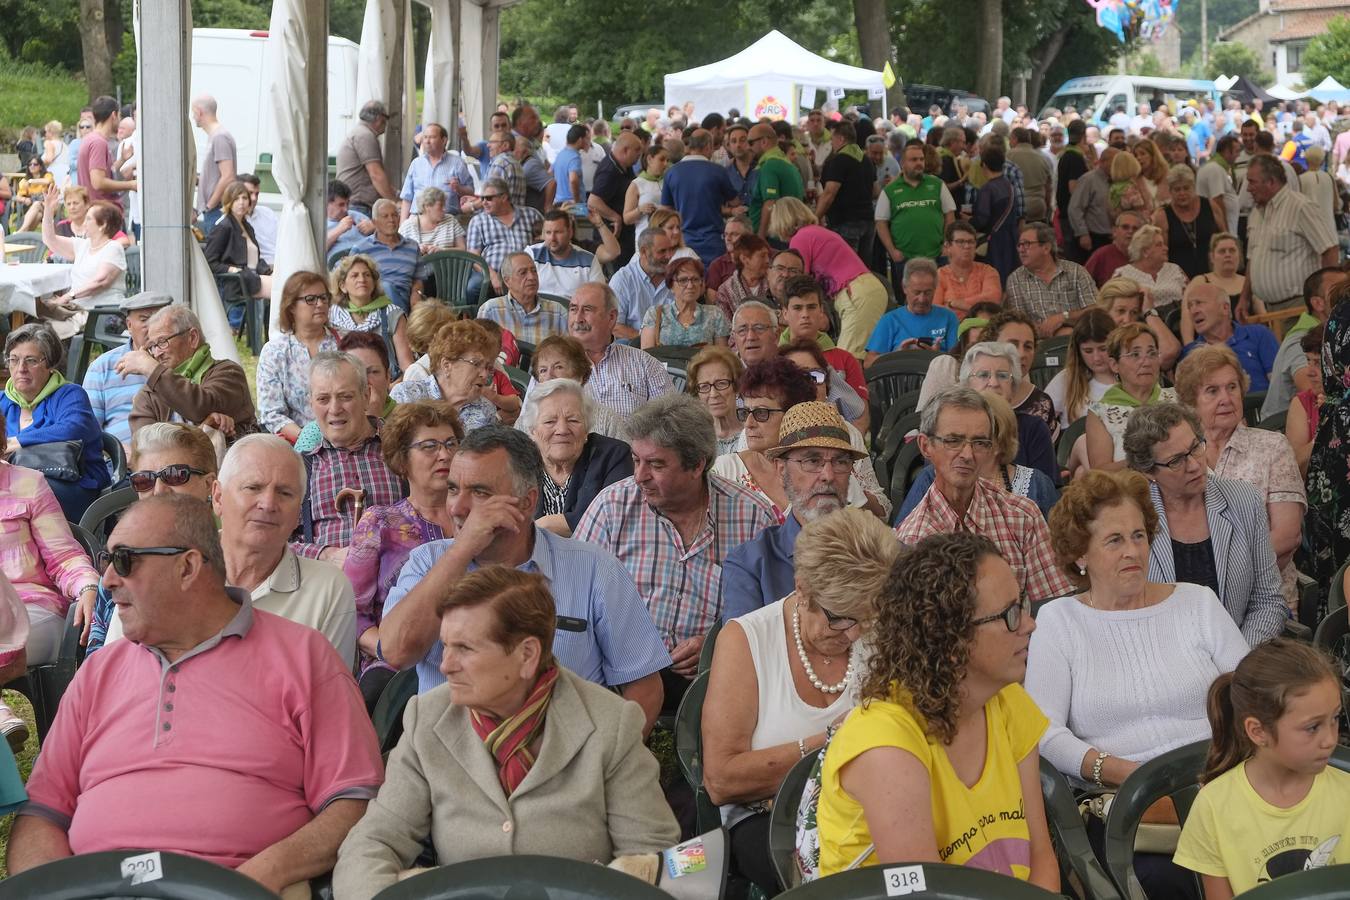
left=351, top=235, right=427, bottom=312
left=82, top=343, right=144, bottom=449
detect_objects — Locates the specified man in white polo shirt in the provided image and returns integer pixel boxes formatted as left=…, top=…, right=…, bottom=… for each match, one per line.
left=528, top=208, right=618, bottom=299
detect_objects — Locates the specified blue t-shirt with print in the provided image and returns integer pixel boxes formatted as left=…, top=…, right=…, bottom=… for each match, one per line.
left=865, top=305, right=959, bottom=354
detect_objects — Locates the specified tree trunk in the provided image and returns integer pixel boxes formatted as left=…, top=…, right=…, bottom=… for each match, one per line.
left=1027, top=23, right=1072, bottom=112
left=976, top=0, right=1003, bottom=102
left=853, top=0, right=904, bottom=112
left=78, top=0, right=114, bottom=100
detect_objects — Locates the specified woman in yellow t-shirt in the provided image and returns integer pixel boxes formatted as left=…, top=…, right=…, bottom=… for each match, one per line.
left=815, top=532, right=1060, bottom=890
left=1174, top=639, right=1350, bottom=898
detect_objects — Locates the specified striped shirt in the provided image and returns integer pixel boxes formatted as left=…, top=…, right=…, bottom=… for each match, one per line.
left=1247, top=185, right=1338, bottom=306
left=529, top=242, right=605, bottom=298
left=350, top=235, right=427, bottom=312
left=573, top=474, right=777, bottom=648
left=486, top=153, right=527, bottom=209
left=585, top=342, right=675, bottom=418
left=82, top=343, right=145, bottom=449
left=477, top=293, right=569, bottom=344
left=1004, top=260, right=1097, bottom=325
left=466, top=206, right=544, bottom=274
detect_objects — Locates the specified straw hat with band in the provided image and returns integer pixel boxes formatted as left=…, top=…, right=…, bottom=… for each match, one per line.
left=765, top=401, right=866, bottom=461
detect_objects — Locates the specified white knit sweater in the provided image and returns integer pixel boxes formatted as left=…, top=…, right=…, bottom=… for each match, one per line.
left=1024, top=582, right=1250, bottom=779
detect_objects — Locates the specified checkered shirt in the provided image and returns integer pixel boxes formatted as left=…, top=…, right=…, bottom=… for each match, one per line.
left=292, top=430, right=405, bottom=558
left=486, top=154, right=527, bottom=209
left=895, top=476, right=1075, bottom=602
left=573, top=474, right=778, bottom=648
left=467, top=206, right=544, bottom=274
left=477, top=293, right=570, bottom=345
left=584, top=342, right=676, bottom=418
left=1004, top=260, right=1097, bottom=325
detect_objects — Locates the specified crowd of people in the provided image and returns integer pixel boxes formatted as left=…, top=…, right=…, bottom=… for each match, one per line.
left=1, top=87, right=1350, bottom=900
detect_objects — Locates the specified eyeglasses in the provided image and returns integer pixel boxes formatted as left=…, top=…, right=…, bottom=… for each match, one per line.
left=129, top=464, right=207, bottom=493
left=297, top=292, right=331, bottom=306
left=948, top=239, right=978, bottom=247
left=970, top=593, right=1031, bottom=632
left=409, top=437, right=460, bottom=454
left=969, top=369, right=1013, bottom=383
left=1152, top=437, right=1206, bottom=472
left=5, top=355, right=46, bottom=370
left=673, top=276, right=704, bottom=287
left=733, top=323, right=773, bottom=336
left=1120, top=348, right=1160, bottom=362
left=453, top=356, right=493, bottom=371
left=786, top=454, right=855, bottom=474
left=1015, top=240, right=1044, bottom=249
left=769, top=264, right=804, bottom=275
left=736, top=406, right=787, bottom=423
left=696, top=379, right=733, bottom=393
left=818, top=604, right=859, bottom=632
left=96, top=546, right=193, bottom=578
left=146, top=330, right=188, bottom=353
left=927, top=434, right=995, bottom=452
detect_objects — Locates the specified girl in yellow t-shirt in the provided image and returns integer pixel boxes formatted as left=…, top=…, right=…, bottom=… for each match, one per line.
left=815, top=532, right=1060, bottom=891
left=1174, top=639, right=1350, bottom=898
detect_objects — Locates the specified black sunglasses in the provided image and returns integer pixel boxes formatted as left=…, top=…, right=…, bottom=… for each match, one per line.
left=736, top=406, right=787, bottom=423
left=96, top=546, right=193, bottom=578
left=129, top=464, right=207, bottom=493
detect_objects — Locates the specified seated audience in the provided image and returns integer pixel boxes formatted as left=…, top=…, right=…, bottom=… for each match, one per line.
left=1093, top=276, right=1182, bottom=369
left=520, top=379, right=632, bottom=537
left=610, top=228, right=675, bottom=341
left=567, top=283, right=675, bottom=417
left=1190, top=232, right=1245, bottom=312
left=399, top=299, right=457, bottom=383
left=328, top=253, right=413, bottom=379
left=0, top=572, right=30, bottom=751
left=3, top=323, right=111, bottom=520
left=325, top=178, right=373, bottom=257
left=982, top=309, right=1058, bottom=435
left=390, top=320, right=501, bottom=432
left=528, top=209, right=616, bottom=300
left=204, top=181, right=273, bottom=320
left=1260, top=265, right=1344, bottom=420
left=294, top=330, right=399, bottom=454
left=397, top=186, right=465, bottom=253
left=1123, top=402, right=1288, bottom=644
left=477, top=252, right=569, bottom=345
left=1174, top=639, right=1350, bottom=895
left=688, top=346, right=745, bottom=456
left=37, top=187, right=126, bottom=339
left=641, top=257, right=730, bottom=349
left=1044, top=308, right=1116, bottom=429
left=1026, top=469, right=1246, bottom=900
left=934, top=220, right=1002, bottom=317
left=87, top=423, right=218, bottom=653
left=467, top=177, right=545, bottom=295
left=378, top=427, right=669, bottom=730
left=779, top=277, right=868, bottom=396
left=292, top=352, right=405, bottom=563
left=707, top=213, right=753, bottom=293
left=1084, top=209, right=1144, bottom=287
left=814, top=532, right=1059, bottom=888
left=82, top=291, right=172, bottom=452
left=1004, top=222, right=1096, bottom=338
left=343, top=401, right=460, bottom=709
left=715, top=233, right=773, bottom=323
left=704, top=509, right=898, bottom=893
left=8, top=495, right=383, bottom=893
left=954, top=341, right=1058, bottom=483
left=574, top=395, right=776, bottom=710
left=1179, top=281, right=1279, bottom=393
left=256, top=271, right=341, bottom=442
left=524, top=334, right=626, bottom=440
left=896, top=387, right=1073, bottom=603
left=1285, top=325, right=1324, bottom=476
left=332, top=566, right=679, bottom=897
left=913, top=302, right=1003, bottom=413
left=648, top=207, right=700, bottom=262
left=1151, top=164, right=1218, bottom=280
left=50, top=186, right=132, bottom=263
left=123, top=304, right=258, bottom=444
left=864, top=258, right=959, bottom=367
left=1111, top=224, right=1188, bottom=312
left=351, top=198, right=427, bottom=311
left=1086, top=322, right=1177, bottom=469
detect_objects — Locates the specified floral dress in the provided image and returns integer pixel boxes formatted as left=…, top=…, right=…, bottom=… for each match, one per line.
left=642, top=301, right=731, bottom=348
left=1303, top=299, right=1350, bottom=602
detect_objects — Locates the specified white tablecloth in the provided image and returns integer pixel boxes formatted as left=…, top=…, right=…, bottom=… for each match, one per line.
left=0, top=264, right=73, bottom=316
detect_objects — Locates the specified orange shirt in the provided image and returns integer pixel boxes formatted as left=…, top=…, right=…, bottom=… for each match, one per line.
left=935, top=262, right=1003, bottom=318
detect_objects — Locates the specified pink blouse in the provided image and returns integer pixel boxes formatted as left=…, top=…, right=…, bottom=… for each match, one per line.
left=788, top=225, right=870, bottom=297
left=0, top=462, right=100, bottom=617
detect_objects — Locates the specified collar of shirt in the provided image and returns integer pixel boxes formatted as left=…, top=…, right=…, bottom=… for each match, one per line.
left=255, top=549, right=302, bottom=599
left=143, top=585, right=254, bottom=669
left=507, top=293, right=543, bottom=316
left=307, top=418, right=382, bottom=455
left=920, top=476, right=997, bottom=532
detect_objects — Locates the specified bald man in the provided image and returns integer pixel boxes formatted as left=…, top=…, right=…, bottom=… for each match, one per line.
left=190, top=94, right=236, bottom=231
left=589, top=131, right=643, bottom=265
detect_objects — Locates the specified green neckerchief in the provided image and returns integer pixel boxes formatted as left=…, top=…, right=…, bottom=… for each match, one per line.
left=1214, top=154, right=1234, bottom=174
left=836, top=143, right=864, bottom=163
left=758, top=146, right=790, bottom=166
left=174, top=344, right=215, bottom=385
left=1101, top=381, right=1161, bottom=409
left=1289, top=311, right=1321, bottom=337
left=637, top=170, right=662, bottom=183
left=4, top=371, right=66, bottom=410
left=778, top=330, right=835, bottom=350
left=1062, top=143, right=1084, bottom=157
left=938, top=147, right=955, bottom=160
left=348, top=294, right=392, bottom=315
left=382, top=396, right=397, bottom=418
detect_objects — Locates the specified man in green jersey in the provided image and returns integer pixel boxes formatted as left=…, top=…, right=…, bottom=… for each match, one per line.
left=748, top=122, right=805, bottom=237
left=875, top=139, right=956, bottom=297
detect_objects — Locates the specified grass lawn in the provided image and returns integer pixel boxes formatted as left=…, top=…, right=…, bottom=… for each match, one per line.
left=0, top=692, right=39, bottom=880
left=0, top=61, right=87, bottom=145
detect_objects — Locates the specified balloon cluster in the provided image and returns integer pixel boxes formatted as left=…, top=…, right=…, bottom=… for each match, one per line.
left=1085, top=0, right=1177, bottom=44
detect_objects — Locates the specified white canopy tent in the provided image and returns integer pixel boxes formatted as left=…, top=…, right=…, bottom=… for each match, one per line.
left=1309, top=76, right=1350, bottom=104
left=664, top=30, right=886, bottom=123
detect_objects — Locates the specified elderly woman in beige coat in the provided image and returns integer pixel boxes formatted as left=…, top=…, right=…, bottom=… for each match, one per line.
left=332, top=566, right=679, bottom=899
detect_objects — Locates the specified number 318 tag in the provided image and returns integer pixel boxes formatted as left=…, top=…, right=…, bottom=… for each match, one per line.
left=883, top=864, right=927, bottom=896
left=119, top=851, right=163, bottom=885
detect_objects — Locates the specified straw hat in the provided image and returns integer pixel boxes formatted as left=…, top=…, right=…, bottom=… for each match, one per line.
left=766, top=401, right=865, bottom=460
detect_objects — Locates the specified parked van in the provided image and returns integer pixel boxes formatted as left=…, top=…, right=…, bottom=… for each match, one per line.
left=1039, top=76, right=1221, bottom=128
left=190, top=28, right=361, bottom=183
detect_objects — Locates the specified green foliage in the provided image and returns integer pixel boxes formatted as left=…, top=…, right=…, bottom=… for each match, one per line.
left=0, top=57, right=87, bottom=141
left=1127, top=51, right=1166, bottom=77
left=0, top=0, right=83, bottom=71
left=1206, top=40, right=1270, bottom=83
left=1303, top=16, right=1350, bottom=88
left=1173, top=0, right=1258, bottom=63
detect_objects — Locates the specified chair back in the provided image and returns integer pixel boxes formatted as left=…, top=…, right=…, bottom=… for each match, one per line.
left=1256, top=410, right=1287, bottom=432
left=1027, top=342, right=1068, bottom=389
left=767, top=752, right=817, bottom=890
left=370, top=854, right=672, bottom=900
left=864, top=350, right=941, bottom=443
left=1328, top=559, right=1349, bottom=618
left=887, top=437, right=927, bottom=525
left=3, top=231, right=46, bottom=263
left=422, top=250, right=491, bottom=310
left=503, top=364, right=529, bottom=398
left=326, top=247, right=352, bottom=272
left=65, top=306, right=129, bottom=382
left=0, top=849, right=280, bottom=898
left=673, top=671, right=722, bottom=833
left=515, top=338, right=537, bottom=374
left=1056, top=416, right=1087, bottom=471
left=1243, top=390, right=1267, bottom=427
left=123, top=245, right=142, bottom=294
left=874, top=408, right=922, bottom=493
left=697, top=618, right=722, bottom=675
left=875, top=389, right=922, bottom=449
left=774, top=862, right=1062, bottom=899
left=78, top=485, right=137, bottom=551
left=371, top=668, right=419, bottom=755
left=1039, top=760, right=1123, bottom=900
left=1102, top=741, right=1207, bottom=900
left=100, top=432, right=128, bottom=485
left=1239, top=864, right=1350, bottom=899
left=645, top=344, right=700, bottom=368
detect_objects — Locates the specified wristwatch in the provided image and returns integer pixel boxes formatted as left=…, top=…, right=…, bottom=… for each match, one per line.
left=1143, top=308, right=1160, bottom=319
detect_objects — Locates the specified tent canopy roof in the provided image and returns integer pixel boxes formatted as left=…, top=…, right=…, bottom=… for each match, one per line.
left=665, top=30, right=883, bottom=91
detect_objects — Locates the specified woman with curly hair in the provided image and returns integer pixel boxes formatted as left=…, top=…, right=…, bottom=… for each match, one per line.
left=815, top=532, right=1059, bottom=889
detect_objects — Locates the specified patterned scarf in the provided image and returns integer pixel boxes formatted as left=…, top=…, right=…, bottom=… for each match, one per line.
left=4, top=371, right=65, bottom=410
left=470, top=665, right=560, bottom=796
left=174, top=345, right=214, bottom=385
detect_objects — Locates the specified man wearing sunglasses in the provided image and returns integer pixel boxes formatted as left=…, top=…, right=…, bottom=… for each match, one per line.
left=896, top=387, right=1074, bottom=604
left=81, top=290, right=172, bottom=452
left=7, top=494, right=383, bottom=892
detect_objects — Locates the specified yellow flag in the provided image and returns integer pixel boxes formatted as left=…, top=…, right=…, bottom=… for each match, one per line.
left=882, top=61, right=896, bottom=89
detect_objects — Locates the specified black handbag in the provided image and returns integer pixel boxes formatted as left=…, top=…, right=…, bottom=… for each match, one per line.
left=11, top=440, right=84, bottom=482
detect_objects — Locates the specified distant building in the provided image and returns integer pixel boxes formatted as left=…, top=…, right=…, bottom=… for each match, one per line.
left=1219, top=0, right=1350, bottom=86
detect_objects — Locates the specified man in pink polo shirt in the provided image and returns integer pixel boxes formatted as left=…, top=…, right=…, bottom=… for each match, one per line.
left=6, top=495, right=383, bottom=893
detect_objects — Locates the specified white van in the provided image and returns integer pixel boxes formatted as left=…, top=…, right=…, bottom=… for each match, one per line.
left=1039, top=76, right=1221, bottom=129
left=190, top=28, right=361, bottom=185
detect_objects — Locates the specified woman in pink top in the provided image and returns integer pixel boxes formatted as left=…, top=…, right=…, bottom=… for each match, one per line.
left=767, top=197, right=889, bottom=361
left=0, top=573, right=30, bottom=751
left=934, top=221, right=1002, bottom=318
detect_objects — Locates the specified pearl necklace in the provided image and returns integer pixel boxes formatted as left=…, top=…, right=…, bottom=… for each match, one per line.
left=792, top=597, right=855, bottom=694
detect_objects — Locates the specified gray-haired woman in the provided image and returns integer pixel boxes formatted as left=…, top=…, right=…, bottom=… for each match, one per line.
left=398, top=185, right=466, bottom=255
left=520, top=379, right=632, bottom=537
left=1112, top=223, right=1188, bottom=313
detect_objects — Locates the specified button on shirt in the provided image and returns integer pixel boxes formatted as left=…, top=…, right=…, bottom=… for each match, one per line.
left=896, top=477, right=1074, bottom=603
left=82, top=343, right=145, bottom=449
left=20, top=589, right=383, bottom=868
left=1247, top=185, right=1338, bottom=306
left=477, top=293, right=569, bottom=345
left=1005, top=260, right=1098, bottom=325
left=722, top=513, right=801, bottom=621
left=1181, top=324, right=1281, bottom=393
left=384, top=526, right=672, bottom=694
left=584, top=342, right=675, bottom=418
left=400, top=152, right=473, bottom=215
left=528, top=242, right=605, bottom=298
left=610, top=254, right=674, bottom=334
left=573, top=475, right=778, bottom=648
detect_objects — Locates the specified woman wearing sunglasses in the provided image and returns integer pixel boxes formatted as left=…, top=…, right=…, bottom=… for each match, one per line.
left=1025, top=469, right=1247, bottom=900
left=814, top=532, right=1060, bottom=889
left=255, top=271, right=342, bottom=444
left=85, top=424, right=218, bottom=655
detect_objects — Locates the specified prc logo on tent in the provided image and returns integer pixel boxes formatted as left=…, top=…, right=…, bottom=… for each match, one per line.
left=754, top=96, right=788, bottom=121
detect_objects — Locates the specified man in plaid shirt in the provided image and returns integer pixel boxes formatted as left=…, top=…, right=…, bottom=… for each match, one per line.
left=1004, top=222, right=1097, bottom=338
left=567, top=283, right=675, bottom=418
left=574, top=394, right=776, bottom=710
left=895, top=387, right=1074, bottom=603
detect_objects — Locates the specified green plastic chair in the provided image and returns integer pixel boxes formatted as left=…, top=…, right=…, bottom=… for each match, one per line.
left=887, top=437, right=926, bottom=525
left=1328, top=558, right=1349, bottom=618
left=874, top=388, right=922, bottom=450
left=1057, top=416, right=1087, bottom=471
left=673, top=670, right=722, bottom=834
left=371, top=854, right=672, bottom=900
left=1039, top=760, right=1123, bottom=900
left=79, top=485, right=137, bottom=550
left=370, top=668, right=419, bottom=755
left=775, top=862, right=1062, bottom=899
left=864, top=350, right=940, bottom=444
left=1239, top=863, right=1350, bottom=899
left=767, top=751, right=816, bottom=890
left=503, top=364, right=529, bottom=397
left=9, top=600, right=85, bottom=743
left=421, top=249, right=491, bottom=310
left=0, top=849, right=279, bottom=899
left=123, top=245, right=142, bottom=294
left=3, top=231, right=46, bottom=263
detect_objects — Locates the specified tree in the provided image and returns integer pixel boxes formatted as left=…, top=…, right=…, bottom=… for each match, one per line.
left=77, top=0, right=113, bottom=98
left=976, top=0, right=1002, bottom=101
left=853, top=0, right=901, bottom=111
left=1206, top=41, right=1270, bottom=83
left=1303, top=15, right=1350, bottom=87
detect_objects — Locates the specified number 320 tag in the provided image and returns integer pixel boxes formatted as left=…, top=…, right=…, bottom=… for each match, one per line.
left=120, top=851, right=163, bottom=885
left=883, top=864, right=927, bottom=896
